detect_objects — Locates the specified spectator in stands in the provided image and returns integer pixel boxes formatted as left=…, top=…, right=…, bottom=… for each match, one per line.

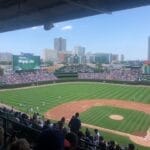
left=32, top=113, right=39, bottom=121
left=58, top=117, right=65, bottom=129
left=64, top=139, right=71, bottom=150
left=69, top=113, right=81, bottom=134
left=42, top=119, right=52, bottom=130
left=0, top=106, right=138, bottom=150
left=78, top=68, right=141, bottom=82
left=64, top=132, right=78, bottom=150
left=85, top=128, right=91, bottom=139
left=0, top=127, right=4, bottom=149
left=68, top=116, right=74, bottom=128
left=0, top=71, right=57, bottom=85
left=99, top=138, right=107, bottom=150
left=35, top=128, right=64, bottom=150
left=85, top=128, right=93, bottom=144
left=128, top=143, right=135, bottom=150
left=56, top=117, right=68, bottom=136
left=8, top=138, right=31, bottom=150
left=115, top=144, right=122, bottom=150
left=6, top=132, right=18, bottom=148
left=93, top=129, right=100, bottom=146
left=107, top=140, right=115, bottom=150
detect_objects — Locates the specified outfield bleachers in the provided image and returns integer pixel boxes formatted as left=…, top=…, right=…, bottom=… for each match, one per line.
left=0, top=71, right=57, bottom=85
left=78, top=69, right=141, bottom=81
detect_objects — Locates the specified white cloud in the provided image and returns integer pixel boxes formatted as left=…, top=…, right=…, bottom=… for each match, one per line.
left=61, top=25, right=73, bottom=31
left=31, top=26, right=41, bottom=30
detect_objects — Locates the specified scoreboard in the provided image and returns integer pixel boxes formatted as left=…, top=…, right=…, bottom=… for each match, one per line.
left=13, top=55, right=40, bottom=71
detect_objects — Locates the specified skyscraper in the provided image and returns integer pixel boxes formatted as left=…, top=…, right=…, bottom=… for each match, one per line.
left=54, top=37, right=66, bottom=51
left=111, top=54, right=119, bottom=63
left=41, top=49, right=57, bottom=63
left=74, top=46, right=85, bottom=56
left=0, top=52, right=12, bottom=62
left=74, top=46, right=86, bottom=64
left=148, top=36, right=150, bottom=61
left=120, top=54, right=124, bottom=62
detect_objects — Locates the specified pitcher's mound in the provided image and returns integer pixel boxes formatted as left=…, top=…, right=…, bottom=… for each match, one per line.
left=109, top=114, right=124, bottom=120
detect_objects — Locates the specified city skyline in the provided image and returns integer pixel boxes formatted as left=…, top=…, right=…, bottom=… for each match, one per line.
left=0, top=5, right=150, bottom=60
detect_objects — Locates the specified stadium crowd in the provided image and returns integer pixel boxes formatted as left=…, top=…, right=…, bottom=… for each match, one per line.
left=0, top=106, right=136, bottom=150
left=0, top=65, right=143, bottom=85
left=0, top=71, right=57, bottom=85
left=78, top=69, right=141, bottom=81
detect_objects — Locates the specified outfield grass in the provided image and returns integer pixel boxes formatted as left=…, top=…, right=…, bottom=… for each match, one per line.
left=80, top=106, right=150, bottom=133
left=0, top=82, right=150, bottom=149
left=0, top=82, right=150, bottom=114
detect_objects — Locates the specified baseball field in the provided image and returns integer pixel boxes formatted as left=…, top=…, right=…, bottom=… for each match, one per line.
left=0, top=82, right=150, bottom=149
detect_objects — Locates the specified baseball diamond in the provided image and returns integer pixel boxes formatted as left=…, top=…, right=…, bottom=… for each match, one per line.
left=0, top=82, right=150, bottom=149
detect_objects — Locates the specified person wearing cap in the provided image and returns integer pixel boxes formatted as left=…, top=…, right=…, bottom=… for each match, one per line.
left=69, top=113, right=81, bottom=134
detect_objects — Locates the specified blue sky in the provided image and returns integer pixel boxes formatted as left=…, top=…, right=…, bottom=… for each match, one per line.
left=0, top=5, right=150, bottom=60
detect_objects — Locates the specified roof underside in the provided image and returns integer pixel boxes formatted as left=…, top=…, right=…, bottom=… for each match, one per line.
left=0, top=0, right=149, bottom=32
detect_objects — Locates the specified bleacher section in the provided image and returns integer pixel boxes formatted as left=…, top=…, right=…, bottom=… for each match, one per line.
left=0, top=71, right=57, bottom=85
left=78, top=69, right=141, bottom=81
